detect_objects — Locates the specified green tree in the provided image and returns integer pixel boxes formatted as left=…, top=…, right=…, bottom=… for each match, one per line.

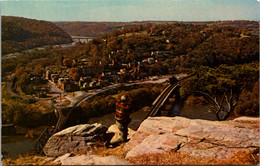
left=180, top=62, right=259, bottom=120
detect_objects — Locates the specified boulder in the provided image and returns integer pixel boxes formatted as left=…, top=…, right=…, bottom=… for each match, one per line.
left=54, top=153, right=132, bottom=165
left=125, top=116, right=259, bottom=160
left=43, top=123, right=108, bottom=157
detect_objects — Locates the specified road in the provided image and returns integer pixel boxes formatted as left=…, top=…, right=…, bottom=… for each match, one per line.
left=5, top=74, right=185, bottom=111
left=61, top=74, right=186, bottom=108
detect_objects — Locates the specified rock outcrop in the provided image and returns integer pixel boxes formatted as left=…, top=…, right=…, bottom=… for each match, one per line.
left=43, top=123, right=108, bottom=157
left=54, top=153, right=132, bottom=165
left=124, top=116, right=259, bottom=160
left=41, top=116, right=259, bottom=165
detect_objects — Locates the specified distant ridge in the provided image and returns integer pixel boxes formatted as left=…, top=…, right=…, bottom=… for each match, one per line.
left=2, top=16, right=72, bottom=55
left=55, top=20, right=258, bottom=37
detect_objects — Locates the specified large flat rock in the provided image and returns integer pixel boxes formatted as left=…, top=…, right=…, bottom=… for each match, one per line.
left=43, top=123, right=108, bottom=157
left=125, top=116, right=259, bottom=160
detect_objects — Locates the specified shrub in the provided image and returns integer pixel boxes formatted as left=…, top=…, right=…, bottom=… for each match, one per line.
left=80, top=85, right=162, bottom=118
left=185, top=95, right=207, bottom=106
left=235, top=82, right=259, bottom=116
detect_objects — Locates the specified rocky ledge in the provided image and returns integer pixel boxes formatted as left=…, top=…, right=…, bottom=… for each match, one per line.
left=42, top=116, right=259, bottom=165
left=124, top=116, right=259, bottom=161
left=43, top=123, right=108, bottom=157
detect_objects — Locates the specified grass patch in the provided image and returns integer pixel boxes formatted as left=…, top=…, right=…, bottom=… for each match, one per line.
left=73, top=143, right=127, bottom=159
left=2, top=154, right=58, bottom=165
left=119, top=31, right=148, bottom=37
left=127, top=149, right=259, bottom=165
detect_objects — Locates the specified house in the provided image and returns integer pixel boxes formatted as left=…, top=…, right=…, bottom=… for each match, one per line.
left=45, top=69, right=51, bottom=80
left=83, top=82, right=89, bottom=88
left=99, top=72, right=119, bottom=85
left=79, top=76, right=91, bottom=87
left=51, top=74, right=59, bottom=83
left=147, top=57, right=155, bottom=64
left=151, top=51, right=163, bottom=56
left=57, top=78, right=67, bottom=87
left=78, top=58, right=91, bottom=67
left=57, top=78, right=76, bottom=92
left=108, top=63, right=115, bottom=68
left=122, top=64, right=128, bottom=67
left=98, top=78, right=110, bottom=87
left=89, top=81, right=97, bottom=88
left=61, top=81, right=74, bottom=92
left=142, top=59, right=148, bottom=63
left=120, top=68, right=126, bottom=74
left=30, top=76, right=42, bottom=83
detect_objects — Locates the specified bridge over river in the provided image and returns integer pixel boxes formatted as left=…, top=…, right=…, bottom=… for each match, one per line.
left=34, top=75, right=192, bottom=153
left=71, top=36, right=94, bottom=43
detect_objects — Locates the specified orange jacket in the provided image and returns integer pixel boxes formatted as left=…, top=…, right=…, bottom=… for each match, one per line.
left=115, top=100, right=132, bottom=121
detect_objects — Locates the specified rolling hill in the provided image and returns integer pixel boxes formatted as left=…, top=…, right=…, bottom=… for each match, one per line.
left=54, top=20, right=259, bottom=37
left=2, top=16, right=72, bottom=55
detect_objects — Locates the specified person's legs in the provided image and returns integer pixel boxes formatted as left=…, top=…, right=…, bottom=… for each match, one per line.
left=121, top=124, right=128, bottom=142
left=116, top=120, right=128, bottom=142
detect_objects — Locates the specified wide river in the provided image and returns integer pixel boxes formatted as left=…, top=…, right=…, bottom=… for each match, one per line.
left=2, top=36, right=93, bottom=60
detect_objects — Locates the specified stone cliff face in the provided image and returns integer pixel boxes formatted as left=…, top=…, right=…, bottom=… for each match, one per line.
left=124, top=116, right=259, bottom=161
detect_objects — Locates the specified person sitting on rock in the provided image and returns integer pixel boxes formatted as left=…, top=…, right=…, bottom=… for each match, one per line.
left=113, top=94, right=133, bottom=143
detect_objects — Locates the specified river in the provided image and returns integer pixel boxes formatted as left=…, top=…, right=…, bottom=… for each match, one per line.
left=87, top=103, right=218, bottom=129
left=2, top=36, right=93, bottom=60
left=2, top=136, right=36, bottom=159
left=1, top=103, right=217, bottom=159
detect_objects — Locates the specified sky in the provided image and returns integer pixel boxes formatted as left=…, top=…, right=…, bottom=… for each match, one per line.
left=1, top=0, right=260, bottom=22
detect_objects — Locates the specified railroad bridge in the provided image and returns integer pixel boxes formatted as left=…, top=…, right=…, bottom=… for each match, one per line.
left=71, top=36, right=94, bottom=43
left=34, top=75, right=192, bottom=153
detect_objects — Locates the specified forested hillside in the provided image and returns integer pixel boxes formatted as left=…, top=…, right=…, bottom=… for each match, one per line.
left=2, top=22, right=258, bottom=118
left=54, top=20, right=259, bottom=37
left=54, top=21, right=147, bottom=37
left=2, top=16, right=72, bottom=55
left=66, top=23, right=258, bottom=71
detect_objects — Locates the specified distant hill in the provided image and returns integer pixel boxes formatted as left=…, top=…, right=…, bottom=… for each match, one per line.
left=54, top=20, right=259, bottom=37
left=54, top=22, right=143, bottom=37
left=2, top=16, right=72, bottom=55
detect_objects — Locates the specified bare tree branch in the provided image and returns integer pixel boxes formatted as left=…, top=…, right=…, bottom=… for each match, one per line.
left=197, top=91, right=220, bottom=108
left=229, top=88, right=233, bottom=101
left=224, top=92, right=231, bottom=111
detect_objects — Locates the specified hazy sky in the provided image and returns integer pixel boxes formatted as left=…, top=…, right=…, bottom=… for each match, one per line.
left=2, top=0, right=260, bottom=22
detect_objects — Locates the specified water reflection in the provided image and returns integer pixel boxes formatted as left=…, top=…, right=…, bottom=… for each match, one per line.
left=2, top=136, right=35, bottom=159
left=168, top=102, right=217, bottom=121
left=87, top=103, right=218, bottom=133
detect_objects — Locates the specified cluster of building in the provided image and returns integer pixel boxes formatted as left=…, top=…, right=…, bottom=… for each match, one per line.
left=44, top=64, right=125, bottom=92
left=45, top=70, right=77, bottom=92
left=42, top=49, right=167, bottom=92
